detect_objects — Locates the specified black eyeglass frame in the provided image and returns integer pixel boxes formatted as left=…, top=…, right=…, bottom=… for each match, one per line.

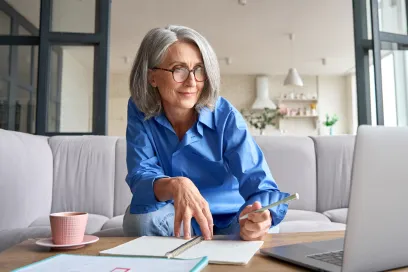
left=151, top=67, right=207, bottom=83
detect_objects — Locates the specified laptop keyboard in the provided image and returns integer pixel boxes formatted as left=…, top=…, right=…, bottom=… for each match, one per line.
left=307, top=250, right=344, bottom=266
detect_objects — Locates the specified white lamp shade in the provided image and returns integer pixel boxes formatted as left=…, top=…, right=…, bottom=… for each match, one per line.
left=283, top=68, right=303, bottom=87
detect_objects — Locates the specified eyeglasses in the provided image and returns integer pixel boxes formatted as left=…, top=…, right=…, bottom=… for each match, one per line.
left=151, top=66, right=206, bottom=83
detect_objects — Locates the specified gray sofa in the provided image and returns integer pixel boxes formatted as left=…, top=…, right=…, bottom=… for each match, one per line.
left=0, top=129, right=355, bottom=252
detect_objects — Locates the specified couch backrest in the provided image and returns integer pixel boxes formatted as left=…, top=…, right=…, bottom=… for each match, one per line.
left=310, top=135, right=355, bottom=213
left=253, top=135, right=317, bottom=211
left=1, top=128, right=355, bottom=229
left=49, top=136, right=119, bottom=218
left=0, top=129, right=53, bottom=230
left=114, top=138, right=132, bottom=216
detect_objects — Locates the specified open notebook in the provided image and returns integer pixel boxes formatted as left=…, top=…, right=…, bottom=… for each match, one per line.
left=100, top=235, right=263, bottom=265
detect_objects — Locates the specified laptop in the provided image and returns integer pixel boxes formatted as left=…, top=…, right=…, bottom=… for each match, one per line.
left=260, top=125, right=408, bottom=272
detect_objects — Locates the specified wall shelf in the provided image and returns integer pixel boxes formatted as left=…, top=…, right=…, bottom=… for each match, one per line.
left=279, top=115, right=320, bottom=130
left=281, top=115, right=319, bottom=118
left=280, top=99, right=317, bottom=103
left=274, top=78, right=321, bottom=135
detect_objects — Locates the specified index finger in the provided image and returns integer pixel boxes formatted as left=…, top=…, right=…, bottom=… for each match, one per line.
left=248, top=210, right=270, bottom=223
left=239, top=204, right=253, bottom=218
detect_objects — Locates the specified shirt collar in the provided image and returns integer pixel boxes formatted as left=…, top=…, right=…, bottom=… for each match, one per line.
left=153, top=108, right=215, bottom=135
left=153, top=113, right=174, bottom=132
left=198, top=107, right=215, bottom=130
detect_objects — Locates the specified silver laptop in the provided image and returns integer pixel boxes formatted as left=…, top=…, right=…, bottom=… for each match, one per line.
left=260, top=125, right=408, bottom=272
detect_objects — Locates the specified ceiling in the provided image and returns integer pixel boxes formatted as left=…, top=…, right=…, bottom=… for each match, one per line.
left=5, top=0, right=356, bottom=76
left=109, top=0, right=356, bottom=75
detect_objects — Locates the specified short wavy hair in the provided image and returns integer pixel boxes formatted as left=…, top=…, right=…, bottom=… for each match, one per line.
left=129, top=25, right=221, bottom=119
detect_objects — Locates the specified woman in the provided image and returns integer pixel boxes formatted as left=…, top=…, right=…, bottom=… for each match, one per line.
left=123, top=25, right=290, bottom=241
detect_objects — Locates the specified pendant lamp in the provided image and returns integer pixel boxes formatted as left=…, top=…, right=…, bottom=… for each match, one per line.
left=284, top=33, right=303, bottom=87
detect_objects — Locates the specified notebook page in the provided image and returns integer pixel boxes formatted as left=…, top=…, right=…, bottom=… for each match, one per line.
left=100, top=236, right=194, bottom=257
left=179, top=239, right=264, bottom=265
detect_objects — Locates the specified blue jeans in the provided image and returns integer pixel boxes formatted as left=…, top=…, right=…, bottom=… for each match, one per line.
left=122, top=203, right=279, bottom=237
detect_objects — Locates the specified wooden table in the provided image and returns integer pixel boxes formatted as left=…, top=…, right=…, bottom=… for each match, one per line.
left=0, top=231, right=406, bottom=271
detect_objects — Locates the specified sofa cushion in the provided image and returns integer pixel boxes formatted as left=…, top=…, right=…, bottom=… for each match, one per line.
left=323, top=208, right=348, bottom=224
left=49, top=136, right=119, bottom=218
left=29, top=214, right=109, bottom=234
left=0, top=129, right=53, bottom=231
left=279, top=221, right=346, bottom=233
left=114, top=138, right=132, bottom=216
left=310, top=135, right=355, bottom=213
left=92, top=227, right=124, bottom=237
left=253, top=136, right=317, bottom=211
left=102, top=215, right=124, bottom=230
left=0, top=227, right=51, bottom=252
left=283, top=209, right=331, bottom=222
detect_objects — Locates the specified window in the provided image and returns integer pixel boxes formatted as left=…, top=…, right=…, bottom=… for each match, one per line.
left=354, top=0, right=408, bottom=126
left=0, top=0, right=110, bottom=135
left=0, top=2, right=52, bottom=133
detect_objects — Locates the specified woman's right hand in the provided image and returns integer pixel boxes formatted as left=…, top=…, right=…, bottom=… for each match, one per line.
left=171, top=177, right=213, bottom=240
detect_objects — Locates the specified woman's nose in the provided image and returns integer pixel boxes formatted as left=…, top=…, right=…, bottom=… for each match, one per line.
left=184, top=71, right=197, bottom=87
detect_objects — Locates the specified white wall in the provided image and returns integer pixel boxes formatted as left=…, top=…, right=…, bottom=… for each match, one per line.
left=221, top=75, right=312, bottom=136
left=317, top=76, right=350, bottom=135
left=59, top=49, right=93, bottom=132
left=346, top=74, right=358, bottom=134
left=108, top=72, right=131, bottom=136
left=108, top=72, right=353, bottom=137
left=220, top=75, right=351, bottom=136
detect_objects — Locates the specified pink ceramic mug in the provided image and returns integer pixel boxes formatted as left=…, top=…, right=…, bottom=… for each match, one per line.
left=49, top=212, right=88, bottom=245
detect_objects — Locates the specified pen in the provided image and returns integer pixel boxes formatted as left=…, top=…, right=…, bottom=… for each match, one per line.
left=239, top=193, right=299, bottom=220
left=165, top=236, right=203, bottom=259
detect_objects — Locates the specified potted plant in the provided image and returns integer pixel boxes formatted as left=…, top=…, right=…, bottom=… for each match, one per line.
left=322, top=113, right=339, bottom=135
left=241, top=105, right=287, bottom=135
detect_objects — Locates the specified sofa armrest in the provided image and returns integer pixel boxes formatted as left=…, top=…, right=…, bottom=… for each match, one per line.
left=0, top=130, right=53, bottom=231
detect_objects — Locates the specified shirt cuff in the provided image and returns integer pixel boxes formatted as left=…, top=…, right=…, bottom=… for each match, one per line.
left=128, top=174, right=170, bottom=214
left=239, top=190, right=290, bottom=227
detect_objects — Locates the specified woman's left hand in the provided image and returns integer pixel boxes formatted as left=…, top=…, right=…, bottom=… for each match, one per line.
left=239, top=201, right=272, bottom=241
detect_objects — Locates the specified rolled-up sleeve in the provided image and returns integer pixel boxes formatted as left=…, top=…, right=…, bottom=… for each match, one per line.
left=222, top=109, right=290, bottom=227
left=126, top=99, right=169, bottom=213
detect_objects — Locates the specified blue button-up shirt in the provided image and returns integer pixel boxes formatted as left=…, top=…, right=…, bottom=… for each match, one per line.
left=125, top=96, right=289, bottom=234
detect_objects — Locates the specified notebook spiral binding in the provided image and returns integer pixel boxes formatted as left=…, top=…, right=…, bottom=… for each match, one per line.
left=165, top=236, right=204, bottom=258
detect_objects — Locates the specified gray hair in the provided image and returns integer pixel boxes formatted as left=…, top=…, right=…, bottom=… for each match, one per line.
left=129, top=25, right=220, bottom=119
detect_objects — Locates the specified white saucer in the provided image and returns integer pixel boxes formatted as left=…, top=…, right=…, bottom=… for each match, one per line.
left=36, top=235, right=99, bottom=249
